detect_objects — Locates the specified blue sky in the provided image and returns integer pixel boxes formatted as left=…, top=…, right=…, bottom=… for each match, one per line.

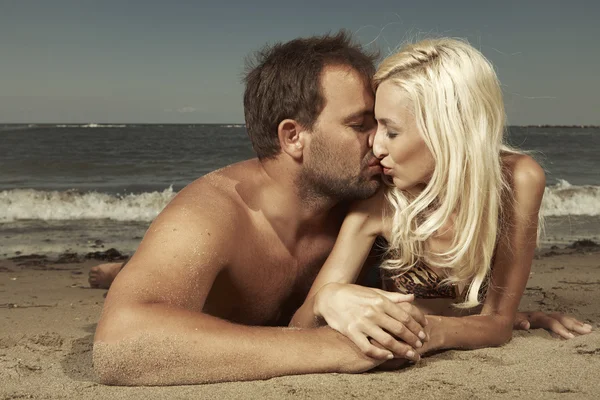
left=1, top=0, right=598, bottom=124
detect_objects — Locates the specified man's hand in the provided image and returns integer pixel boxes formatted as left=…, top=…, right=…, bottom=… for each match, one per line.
left=332, top=329, right=391, bottom=374
left=513, top=311, right=593, bottom=339
left=314, top=283, right=428, bottom=361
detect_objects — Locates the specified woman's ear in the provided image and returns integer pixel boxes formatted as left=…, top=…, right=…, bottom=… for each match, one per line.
left=278, top=119, right=305, bottom=160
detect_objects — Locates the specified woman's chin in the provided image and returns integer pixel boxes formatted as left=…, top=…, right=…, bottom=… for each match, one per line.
left=384, top=174, right=417, bottom=192
left=390, top=177, right=410, bottom=190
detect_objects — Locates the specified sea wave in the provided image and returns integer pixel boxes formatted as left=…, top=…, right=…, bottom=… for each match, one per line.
left=0, top=180, right=597, bottom=222
left=0, top=187, right=176, bottom=222
left=54, top=123, right=128, bottom=128
left=541, top=180, right=600, bottom=216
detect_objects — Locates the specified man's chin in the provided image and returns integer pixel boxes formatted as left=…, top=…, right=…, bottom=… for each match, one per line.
left=351, top=178, right=381, bottom=199
left=363, top=170, right=383, bottom=185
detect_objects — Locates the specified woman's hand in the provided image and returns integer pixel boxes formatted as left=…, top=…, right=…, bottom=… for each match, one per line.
left=314, top=283, right=428, bottom=361
left=513, top=311, right=593, bottom=338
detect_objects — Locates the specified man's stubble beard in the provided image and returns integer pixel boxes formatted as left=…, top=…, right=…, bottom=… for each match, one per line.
left=298, top=136, right=381, bottom=203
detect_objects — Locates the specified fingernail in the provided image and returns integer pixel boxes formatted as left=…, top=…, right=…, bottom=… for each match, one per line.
left=406, top=351, right=415, bottom=358
left=416, top=340, right=422, bottom=348
left=567, top=332, right=575, bottom=339
left=387, top=353, right=394, bottom=360
left=418, top=331, right=426, bottom=340
left=583, top=324, right=592, bottom=330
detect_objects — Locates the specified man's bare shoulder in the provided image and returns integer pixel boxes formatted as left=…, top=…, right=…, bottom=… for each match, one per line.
left=102, top=160, right=265, bottom=307
left=165, top=159, right=262, bottom=223
left=137, top=159, right=266, bottom=259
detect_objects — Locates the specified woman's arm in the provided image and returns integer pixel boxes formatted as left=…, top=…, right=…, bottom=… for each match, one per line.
left=421, top=155, right=547, bottom=353
left=290, top=188, right=390, bottom=327
left=290, top=190, right=427, bottom=361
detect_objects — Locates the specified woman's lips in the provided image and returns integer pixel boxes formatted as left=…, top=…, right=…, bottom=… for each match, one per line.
left=382, top=167, right=393, bottom=175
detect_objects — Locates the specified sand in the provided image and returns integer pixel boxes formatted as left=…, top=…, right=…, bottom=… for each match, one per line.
left=1, top=247, right=599, bottom=399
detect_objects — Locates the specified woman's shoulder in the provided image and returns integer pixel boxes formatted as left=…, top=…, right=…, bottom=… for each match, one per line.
left=501, top=153, right=546, bottom=209
left=502, top=153, right=546, bottom=189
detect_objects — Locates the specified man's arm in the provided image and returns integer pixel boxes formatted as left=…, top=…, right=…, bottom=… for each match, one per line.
left=93, top=191, right=380, bottom=385
left=94, top=303, right=376, bottom=385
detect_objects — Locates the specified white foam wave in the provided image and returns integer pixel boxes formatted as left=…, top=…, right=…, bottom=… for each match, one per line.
left=541, top=180, right=600, bottom=216
left=55, top=124, right=128, bottom=128
left=0, top=180, right=597, bottom=222
left=0, top=187, right=176, bottom=222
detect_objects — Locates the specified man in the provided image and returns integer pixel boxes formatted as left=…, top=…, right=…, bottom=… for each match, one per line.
left=93, top=31, right=427, bottom=386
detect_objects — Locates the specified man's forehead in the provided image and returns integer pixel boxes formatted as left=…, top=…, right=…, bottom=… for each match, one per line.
left=320, top=64, right=372, bottom=94
left=320, top=65, right=374, bottom=117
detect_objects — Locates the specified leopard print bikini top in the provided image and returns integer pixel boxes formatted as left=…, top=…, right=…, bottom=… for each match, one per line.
left=381, top=262, right=490, bottom=301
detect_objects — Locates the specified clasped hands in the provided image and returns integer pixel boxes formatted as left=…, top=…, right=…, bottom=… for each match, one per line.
left=314, top=282, right=427, bottom=362
left=314, top=283, right=594, bottom=363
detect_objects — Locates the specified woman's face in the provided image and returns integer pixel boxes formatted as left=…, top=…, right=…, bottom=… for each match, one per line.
left=373, top=80, right=435, bottom=194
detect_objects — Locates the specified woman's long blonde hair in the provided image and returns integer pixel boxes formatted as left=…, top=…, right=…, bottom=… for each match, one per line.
left=374, top=38, right=522, bottom=307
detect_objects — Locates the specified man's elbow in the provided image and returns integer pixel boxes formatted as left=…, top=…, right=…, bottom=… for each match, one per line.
left=93, top=307, right=151, bottom=385
left=93, top=339, right=175, bottom=386
left=93, top=341, right=130, bottom=385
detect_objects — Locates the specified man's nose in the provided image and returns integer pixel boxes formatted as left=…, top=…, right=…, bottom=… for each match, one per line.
left=368, top=127, right=376, bottom=148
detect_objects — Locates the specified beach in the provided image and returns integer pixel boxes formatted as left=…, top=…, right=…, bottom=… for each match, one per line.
left=1, top=244, right=599, bottom=399
left=3, top=0, right=600, bottom=396
left=1, top=125, right=599, bottom=398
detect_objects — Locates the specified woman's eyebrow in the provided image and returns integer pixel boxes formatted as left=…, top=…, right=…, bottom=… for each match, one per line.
left=377, top=117, right=402, bottom=127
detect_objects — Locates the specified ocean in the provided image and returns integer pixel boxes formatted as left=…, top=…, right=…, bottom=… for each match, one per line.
left=1, top=124, right=599, bottom=257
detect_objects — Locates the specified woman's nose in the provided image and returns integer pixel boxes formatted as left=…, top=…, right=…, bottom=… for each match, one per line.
left=372, top=128, right=388, bottom=159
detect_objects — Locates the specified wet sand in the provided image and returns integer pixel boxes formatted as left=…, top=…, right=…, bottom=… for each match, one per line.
left=1, top=247, right=599, bottom=399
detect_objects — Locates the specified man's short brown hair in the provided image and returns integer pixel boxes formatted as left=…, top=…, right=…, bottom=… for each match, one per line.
left=243, top=31, right=378, bottom=159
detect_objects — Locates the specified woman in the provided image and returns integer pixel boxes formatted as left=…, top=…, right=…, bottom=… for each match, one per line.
left=290, top=38, right=592, bottom=362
